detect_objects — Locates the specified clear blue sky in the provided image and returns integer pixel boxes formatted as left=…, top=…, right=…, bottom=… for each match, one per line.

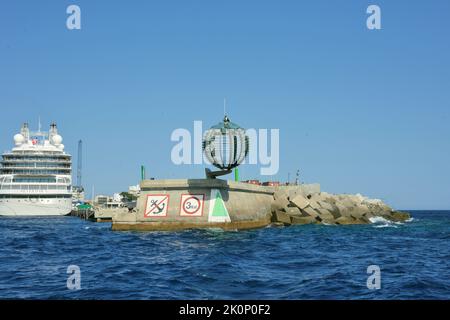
left=1, top=0, right=449, bottom=209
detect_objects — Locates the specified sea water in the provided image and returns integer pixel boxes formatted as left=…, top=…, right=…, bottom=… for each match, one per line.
left=0, top=211, right=449, bottom=299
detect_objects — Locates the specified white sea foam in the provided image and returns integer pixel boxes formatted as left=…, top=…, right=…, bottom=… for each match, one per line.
left=369, top=215, right=415, bottom=228
left=369, top=216, right=399, bottom=228
left=369, top=216, right=391, bottom=224
left=373, top=224, right=398, bottom=228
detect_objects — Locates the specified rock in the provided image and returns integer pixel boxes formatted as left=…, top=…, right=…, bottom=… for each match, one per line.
left=270, top=190, right=409, bottom=227
left=363, top=212, right=375, bottom=220
left=271, top=222, right=285, bottom=227
left=290, top=194, right=310, bottom=209
left=316, top=208, right=332, bottom=216
left=335, top=203, right=349, bottom=216
left=310, top=193, right=325, bottom=203
left=286, top=207, right=302, bottom=216
left=301, top=207, right=320, bottom=218
left=316, top=208, right=335, bottom=223
left=335, top=216, right=355, bottom=225
left=350, top=205, right=370, bottom=219
left=329, top=207, right=342, bottom=219
left=273, top=197, right=290, bottom=211
left=272, top=210, right=292, bottom=225
left=288, top=189, right=305, bottom=200
left=355, top=193, right=368, bottom=202
left=335, top=216, right=365, bottom=225
left=363, top=198, right=384, bottom=206
left=309, top=200, right=321, bottom=210
left=291, top=216, right=316, bottom=225
left=338, top=198, right=356, bottom=209
left=359, top=216, right=371, bottom=223
left=387, top=211, right=410, bottom=222
left=318, top=201, right=334, bottom=212
left=346, top=193, right=367, bottom=205
left=379, top=203, right=393, bottom=212
left=371, top=206, right=390, bottom=217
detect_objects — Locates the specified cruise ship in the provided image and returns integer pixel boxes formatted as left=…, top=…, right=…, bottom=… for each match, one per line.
left=0, top=123, right=72, bottom=216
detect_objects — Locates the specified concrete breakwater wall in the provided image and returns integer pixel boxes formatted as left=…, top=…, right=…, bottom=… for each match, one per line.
left=111, top=179, right=409, bottom=231
left=112, top=179, right=279, bottom=231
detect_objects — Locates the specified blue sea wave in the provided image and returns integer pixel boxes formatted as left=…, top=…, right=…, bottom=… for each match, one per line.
left=0, top=211, right=449, bottom=299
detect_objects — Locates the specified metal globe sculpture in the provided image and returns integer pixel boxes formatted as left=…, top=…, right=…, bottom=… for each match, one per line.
left=203, top=115, right=249, bottom=178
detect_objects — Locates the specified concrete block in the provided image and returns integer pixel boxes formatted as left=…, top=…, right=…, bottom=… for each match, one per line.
left=329, top=207, right=342, bottom=219
left=338, top=198, right=356, bottom=209
left=287, top=189, right=305, bottom=201
left=363, top=198, right=384, bottom=206
left=309, top=200, right=321, bottom=210
left=335, top=216, right=356, bottom=225
left=273, top=197, right=290, bottom=211
left=316, top=208, right=335, bottom=221
left=301, top=207, right=320, bottom=218
left=286, top=207, right=302, bottom=216
left=272, top=210, right=292, bottom=225
left=335, top=203, right=349, bottom=216
left=386, top=211, right=411, bottom=222
left=290, top=194, right=310, bottom=209
left=291, top=216, right=316, bottom=225
left=324, top=195, right=338, bottom=204
left=350, top=205, right=370, bottom=219
left=310, top=194, right=324, bottom=203
left=318, top=201, right=334, bottom=212
left=347, top=193, right=367, bottom=205
left=363, top=211, right=376, bottom=219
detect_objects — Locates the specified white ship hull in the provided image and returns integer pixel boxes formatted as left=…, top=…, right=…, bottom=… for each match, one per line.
left=0, top=198, right=72, bottom=216
left=1, top=122, right=74, bottom=217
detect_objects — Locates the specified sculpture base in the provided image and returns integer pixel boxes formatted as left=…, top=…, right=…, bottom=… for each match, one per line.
left=205, top=168, right=232, bottom=179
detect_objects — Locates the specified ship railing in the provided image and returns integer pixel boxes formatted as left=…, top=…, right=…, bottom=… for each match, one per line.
left=1, top=158, right=71, bottom=163
left=0, top=184, right=70, bottom=189
left=0, top=170, right=72, bottom=175
left=4, top=151, right=67, bottom=155
left=0, top=189, right=71, bottom=195
left=0, top=165, right=72, bottom=169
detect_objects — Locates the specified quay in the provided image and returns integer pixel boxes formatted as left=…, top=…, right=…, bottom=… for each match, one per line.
left=70, top=205, right=118, bottom=222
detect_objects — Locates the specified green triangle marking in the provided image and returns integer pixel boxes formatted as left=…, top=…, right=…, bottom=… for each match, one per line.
left=212, top=191, right=228, bottom=217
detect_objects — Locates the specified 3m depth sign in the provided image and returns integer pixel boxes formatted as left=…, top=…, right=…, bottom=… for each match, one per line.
left=180, top=194, right=204, bottom=217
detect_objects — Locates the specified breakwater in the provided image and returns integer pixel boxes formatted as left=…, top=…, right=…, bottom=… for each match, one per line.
left=111, top=179, right=409, bottom=231
left=270, top=188, right=410, bottom=226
